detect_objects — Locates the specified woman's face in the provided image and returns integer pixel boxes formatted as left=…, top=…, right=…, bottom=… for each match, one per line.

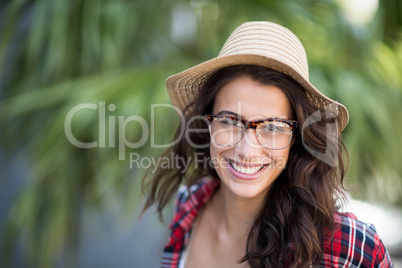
left=210, top=76, right=293, bottom=200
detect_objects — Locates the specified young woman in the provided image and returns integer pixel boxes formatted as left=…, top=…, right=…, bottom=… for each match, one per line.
left=143, top=21, right=393, bottom=267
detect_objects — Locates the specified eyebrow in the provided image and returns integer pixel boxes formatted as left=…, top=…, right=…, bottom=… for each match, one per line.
left=215, top=110, right=287, bottom=122
left=216, top=110, right=242, bottom=118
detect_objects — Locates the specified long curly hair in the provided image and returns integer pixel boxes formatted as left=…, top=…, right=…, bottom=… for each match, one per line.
left=142, top=65, right=348, bottom=267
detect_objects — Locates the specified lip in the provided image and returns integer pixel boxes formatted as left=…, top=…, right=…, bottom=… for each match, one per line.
left=227, top=159, right=269, bottom=180
left=229, top=159, right=269, bottom=168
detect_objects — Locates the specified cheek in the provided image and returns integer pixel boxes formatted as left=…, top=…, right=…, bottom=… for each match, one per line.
left=209, top=144, right=216, bottom=161
left=275, top=152, right=289, bottom=170
left=265, top=148, right=291, bottom=170
left=209, top=144, right=228, bottom=169
left=209, top=144, right=220, bottom=162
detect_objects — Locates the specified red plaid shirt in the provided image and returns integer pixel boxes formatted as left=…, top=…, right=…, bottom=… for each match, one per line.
left=161, top=178, right=393, bottom=268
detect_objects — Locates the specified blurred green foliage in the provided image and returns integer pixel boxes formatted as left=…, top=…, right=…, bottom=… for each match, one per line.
left=0, top=0, right=401, bottom=267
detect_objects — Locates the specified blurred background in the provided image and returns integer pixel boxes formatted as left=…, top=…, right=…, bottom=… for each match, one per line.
left=0, top=0, right=401, bottom=267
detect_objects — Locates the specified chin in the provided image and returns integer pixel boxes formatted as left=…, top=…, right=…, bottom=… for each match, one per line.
left=229, top=185, right=267, bottom=199
left=218, top=167, right=279, bottom=200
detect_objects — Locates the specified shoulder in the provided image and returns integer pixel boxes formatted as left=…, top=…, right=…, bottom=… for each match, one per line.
left=321, top=211, right=393, bottom=267
left=162, top=180, right=218, bottom=268
left=171, top=178, right=220, bottom=224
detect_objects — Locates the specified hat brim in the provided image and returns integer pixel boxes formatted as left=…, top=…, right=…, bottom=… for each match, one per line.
left=166, top=54, right=349, bottom=131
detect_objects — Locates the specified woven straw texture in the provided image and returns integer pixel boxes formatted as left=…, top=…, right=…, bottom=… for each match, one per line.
left=166, top=21, right=349, bottom=131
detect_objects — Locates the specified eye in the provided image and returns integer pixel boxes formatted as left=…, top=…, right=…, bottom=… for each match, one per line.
left=261, top=122, right=290, bottom=132
left=276, top=122, right=290, bottom=131
left=222, top=118, right=238, bottom=126
left=262, top=123, right=275, bottom=131
left=215, top=117, right=242, bottom=128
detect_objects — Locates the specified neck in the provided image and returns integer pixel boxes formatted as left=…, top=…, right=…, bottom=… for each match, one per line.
left=211, top=185, right=266, bottom=236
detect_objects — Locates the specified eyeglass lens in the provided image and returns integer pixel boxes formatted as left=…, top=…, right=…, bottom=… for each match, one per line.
left=209, top=117, right=292, bottom=149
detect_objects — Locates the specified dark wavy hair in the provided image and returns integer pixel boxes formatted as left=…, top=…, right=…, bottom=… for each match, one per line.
left=142, top=65, right=348, bottom=267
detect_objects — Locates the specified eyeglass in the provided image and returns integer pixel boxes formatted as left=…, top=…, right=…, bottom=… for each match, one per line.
left=205, top=114, right=298, bottom=149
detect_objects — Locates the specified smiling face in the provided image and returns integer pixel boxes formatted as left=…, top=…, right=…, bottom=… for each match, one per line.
left=210, top=76, right=294, bottom=200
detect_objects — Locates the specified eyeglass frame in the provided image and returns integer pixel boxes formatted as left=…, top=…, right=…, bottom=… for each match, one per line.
left=204, top=114, right=298, bottom=149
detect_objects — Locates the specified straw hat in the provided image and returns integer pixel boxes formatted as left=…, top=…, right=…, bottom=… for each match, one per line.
left=166, top=21, right=349, bottom=131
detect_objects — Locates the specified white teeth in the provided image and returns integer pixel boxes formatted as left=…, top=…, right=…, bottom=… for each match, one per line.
left=230, top=161, right=264, bottom=175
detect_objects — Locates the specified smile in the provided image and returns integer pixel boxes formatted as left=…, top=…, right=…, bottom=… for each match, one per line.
left=228, top=160, right=268, bottom=175
left=230, top=161, right=263, bottom=175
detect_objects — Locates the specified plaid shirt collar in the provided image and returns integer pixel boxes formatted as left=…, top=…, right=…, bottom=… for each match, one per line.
left=161, top=178, right=393, bottom=268
left=168, top=179, right=220, bottom=245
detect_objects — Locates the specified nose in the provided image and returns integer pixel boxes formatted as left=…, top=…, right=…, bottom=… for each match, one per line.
left=235, top=129, right=264, bottom=157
